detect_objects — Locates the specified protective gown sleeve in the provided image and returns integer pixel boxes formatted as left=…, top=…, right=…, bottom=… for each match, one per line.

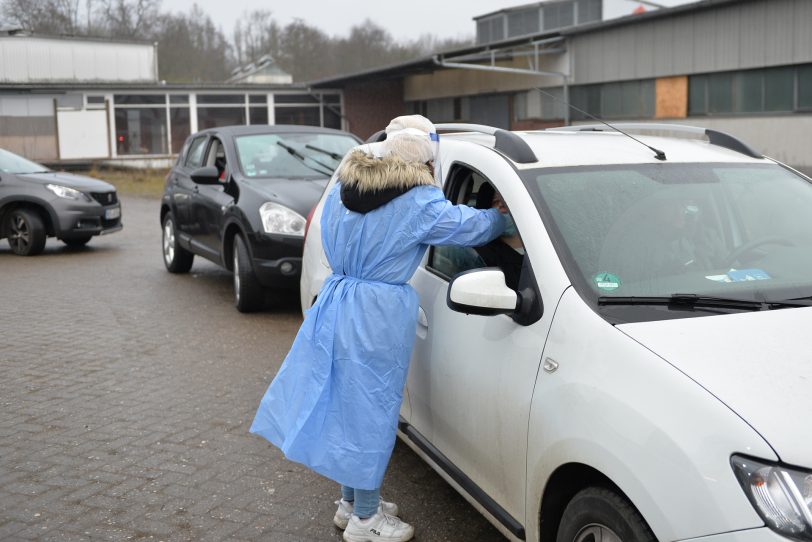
left=410, top=185, right=506, bottom=247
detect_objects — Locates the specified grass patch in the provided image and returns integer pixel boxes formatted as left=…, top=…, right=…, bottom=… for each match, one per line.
left=83, top=167, right=169, bottom=198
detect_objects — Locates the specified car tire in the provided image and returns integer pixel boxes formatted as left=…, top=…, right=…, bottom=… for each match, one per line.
left=6, top=208, right=46, bottom=256
left=62, top=236, right=92, bottom=248
left=162, top=213, right=194, bottom=273
left=556, top=487, right=656, bottom=542
left=233, top=234, right=264, bottom=313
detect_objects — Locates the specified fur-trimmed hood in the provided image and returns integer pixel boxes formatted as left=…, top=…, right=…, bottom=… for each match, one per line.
left=338, top=150, right=436, bottom=214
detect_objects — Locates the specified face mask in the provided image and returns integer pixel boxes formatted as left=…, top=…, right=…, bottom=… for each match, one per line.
left=502, top=213, right=517, bottom=237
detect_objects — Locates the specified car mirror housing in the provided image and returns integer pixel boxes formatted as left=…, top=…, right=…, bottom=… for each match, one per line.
left=190, top=166, right=221, bottom=185
left=446, top=268, right=518, bottom=316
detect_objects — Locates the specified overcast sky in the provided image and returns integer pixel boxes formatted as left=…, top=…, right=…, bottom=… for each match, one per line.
left=162, top=0, right=697, bottom=42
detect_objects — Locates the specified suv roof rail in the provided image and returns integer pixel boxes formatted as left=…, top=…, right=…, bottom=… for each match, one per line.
left=435, top=123, right=538, bottom=164
left=547, top=123, right=762, bottom=159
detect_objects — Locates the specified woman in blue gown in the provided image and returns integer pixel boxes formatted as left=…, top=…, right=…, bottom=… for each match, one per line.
left=250, top=115, right=505, bottom=542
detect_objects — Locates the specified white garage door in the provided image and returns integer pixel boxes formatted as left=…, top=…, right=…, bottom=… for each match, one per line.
left=57, top=109, right=109, bottom=159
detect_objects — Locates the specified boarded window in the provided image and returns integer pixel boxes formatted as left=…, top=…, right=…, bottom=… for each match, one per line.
left=764, top=67, right=794, bottom=112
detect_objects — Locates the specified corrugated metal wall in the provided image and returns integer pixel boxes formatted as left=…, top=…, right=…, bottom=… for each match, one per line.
left=571, top=0, right=812, bottom=84
left=0, top=37, right=156, bottom=84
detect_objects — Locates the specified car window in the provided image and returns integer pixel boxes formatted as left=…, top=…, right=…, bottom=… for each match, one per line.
left=428, top=165, right=525, bottom=289
left=184, top=136, right=208, bottom=168
left=234, top=132, right=358, bottom=179
left=0, top=148, right=48, bottom=174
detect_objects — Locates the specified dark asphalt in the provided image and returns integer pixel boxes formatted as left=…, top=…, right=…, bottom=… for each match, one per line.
left=0, top=196, right=504, bottom=541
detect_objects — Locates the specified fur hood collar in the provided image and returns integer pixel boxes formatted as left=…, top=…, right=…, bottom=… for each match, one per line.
left=338, top=150, right=435, bottom=193
left=338, top=150, right=437, bottom=214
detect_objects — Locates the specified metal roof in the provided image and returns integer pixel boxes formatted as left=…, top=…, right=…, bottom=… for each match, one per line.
left=0, top=82, right=317, bottom=92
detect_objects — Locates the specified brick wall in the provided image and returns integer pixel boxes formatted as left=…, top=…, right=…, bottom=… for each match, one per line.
left=342, top=79, right=406, bottom=140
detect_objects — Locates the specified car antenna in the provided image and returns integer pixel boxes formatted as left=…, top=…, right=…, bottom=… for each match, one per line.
left=534, top=87, right=667, bottom=161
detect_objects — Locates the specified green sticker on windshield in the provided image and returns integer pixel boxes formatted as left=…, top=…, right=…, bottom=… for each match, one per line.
left=594, top=272, right=622, bottom=292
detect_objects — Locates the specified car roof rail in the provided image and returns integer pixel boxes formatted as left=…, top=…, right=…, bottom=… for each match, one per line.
left=435, top=123, right=538, bottom=164
left=546, top=123, right=762, bottom=159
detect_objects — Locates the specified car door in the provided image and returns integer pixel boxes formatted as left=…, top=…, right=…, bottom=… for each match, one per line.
left=406, top=147, right=569, bottom=533
left=193, top=136, right=235, bottom=262
left=172, top=134, right=208, bottom=241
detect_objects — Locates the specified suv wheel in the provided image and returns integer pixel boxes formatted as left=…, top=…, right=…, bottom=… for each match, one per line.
left=6, top=208, right=46, bottom=256
left=162, top=213, right=194, bottom=273
left=233, top=234, right=264, bottom=312
left=62, top=236, right=92, bottom=248
left=556, top=488, right=656, bottom=542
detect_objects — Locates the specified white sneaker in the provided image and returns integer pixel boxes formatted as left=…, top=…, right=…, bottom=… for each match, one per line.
left=342, top=511, right=414, bottom=542
left=333, top=498, right=400, bottom=530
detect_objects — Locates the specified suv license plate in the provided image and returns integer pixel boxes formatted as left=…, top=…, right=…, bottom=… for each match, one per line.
left=105, top=207, right=121, bottom=220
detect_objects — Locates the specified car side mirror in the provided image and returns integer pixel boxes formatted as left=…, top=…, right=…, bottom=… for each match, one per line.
left=446, top=268, right=518, bottom=316
left=190, top=166, right=221, bottom=185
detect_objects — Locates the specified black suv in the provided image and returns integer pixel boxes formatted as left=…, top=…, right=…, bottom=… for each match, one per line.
left=160, top=125, right=359, bottom=312
left=0, top=148, right=122, bottom=255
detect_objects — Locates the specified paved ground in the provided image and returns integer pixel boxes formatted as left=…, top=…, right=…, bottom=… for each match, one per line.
left=0, top=196, right=504, bottom=541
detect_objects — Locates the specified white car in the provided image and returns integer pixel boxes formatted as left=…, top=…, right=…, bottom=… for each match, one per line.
left=301, top=123, right=812, bottom=542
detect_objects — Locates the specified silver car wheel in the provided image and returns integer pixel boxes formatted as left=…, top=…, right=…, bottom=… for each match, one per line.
left=163, top=220, right=175, bottom=264
left=573, top=524, right=623, bottom=542
left=233, top=245, right=241, bottom=304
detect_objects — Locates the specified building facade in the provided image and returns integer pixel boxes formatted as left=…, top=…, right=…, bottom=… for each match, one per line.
left=311, top=0, right=812, bottom=173
left=0, top=33, right=342, bottom=166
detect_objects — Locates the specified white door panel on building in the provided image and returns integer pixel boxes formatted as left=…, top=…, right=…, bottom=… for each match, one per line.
left=57, top=109, right=109, bottom=159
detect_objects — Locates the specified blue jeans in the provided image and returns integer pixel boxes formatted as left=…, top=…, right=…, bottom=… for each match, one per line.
left=341, top=485, right=381, bottom=518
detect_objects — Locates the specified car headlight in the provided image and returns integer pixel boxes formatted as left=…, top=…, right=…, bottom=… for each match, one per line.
left=259, top=202, right=305, bottom=236
left=46, top=184, right=91, bottom=202
left=732, top=455, right=812, bottom=540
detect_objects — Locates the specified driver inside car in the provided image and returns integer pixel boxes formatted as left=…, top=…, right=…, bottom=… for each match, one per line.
left=472, top=183, right=525, bottom=290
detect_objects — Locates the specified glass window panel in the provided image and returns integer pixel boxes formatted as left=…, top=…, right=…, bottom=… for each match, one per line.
left=197, top=107, right=246, bottom=129
left=114, top=108, right=168, bottom=155
left=249, top=95, right=268, bottom=104
left=640, top=79, right=655, bottom=117
left=249, top=107, right=268, bottom=125
left=274, top=106, right=320, bottom=126
left=577, top=0, right=601, bottom=23
left=57, top=94, right=83, bottom=108
left=541, top=87, right=565, bottom=120
left=427, top=98, right=454, bottom=122
left=114, top=94, right=166, bottom=105
left=708, top=73, right=733, bottom=114
left=322, top=94, right=341, bottom=104
left=688, top=75, right=707, bottom=115
left=508, top=9, right=539, bottom=37
left=602, top=83, right=623, bottom=118
left=170, top=108, right=191, bottom=153
left=799, top=65, right=812, bottom=110
left=184, top=136, right=208, bottom=168
left=274, top=94, right=320, bottom=104
left=734, top=71, right=763, bottom=113
left=197, top=94, right=245, bottom=105
left=324, top=108, right=342, bottom=129
left=169, top=94, right=189, bottom=104
left=491, top=16, right=505, bottom=41
left=86, top=96, right=105, bottom=104
left=764, top=67, right=794, bottom=112
left=477, top=19, right=491, bottom=44
left=620, top=81, right=641, bottom=117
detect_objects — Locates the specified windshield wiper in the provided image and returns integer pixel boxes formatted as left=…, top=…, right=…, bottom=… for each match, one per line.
left=598, top=293, right=812, bottom=311
left=305, top=144, right=343, bottom=161
left=276, top=141, right=334, bottom=176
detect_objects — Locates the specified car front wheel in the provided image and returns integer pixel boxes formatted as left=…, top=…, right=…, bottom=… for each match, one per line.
left=6, top=208, right=46, bottom=256
left=162, top=214, right=193, bottom=273
left=556, top=488, right=656, bottom=542
left=233, top=234, right=264, bottom=313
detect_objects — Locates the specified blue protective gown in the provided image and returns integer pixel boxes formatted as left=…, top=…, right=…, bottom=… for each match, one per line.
left=250, top=181, right=505, bottom=490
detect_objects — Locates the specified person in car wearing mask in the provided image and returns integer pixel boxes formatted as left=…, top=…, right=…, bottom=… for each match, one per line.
left=473, top=183, right=524, bottom=290
left=250, top=115, right=506, bottom=542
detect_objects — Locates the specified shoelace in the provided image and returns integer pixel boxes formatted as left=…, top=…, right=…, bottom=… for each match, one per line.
left=381, top=512, right=400, bottom=526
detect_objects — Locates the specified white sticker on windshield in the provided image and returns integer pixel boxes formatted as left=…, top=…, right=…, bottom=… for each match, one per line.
left=705, top=268, right=771, bottom=283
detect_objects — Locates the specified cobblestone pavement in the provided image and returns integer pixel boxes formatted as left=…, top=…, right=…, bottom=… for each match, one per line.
left=0, top=196, right=504, bottom=541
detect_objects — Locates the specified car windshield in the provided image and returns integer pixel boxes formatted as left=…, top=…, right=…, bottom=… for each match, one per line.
left=523, top=162, right=812, bottom=318
left=0, top=148, right=49, bottom=174
left=234, top=133, right=357, bottom=179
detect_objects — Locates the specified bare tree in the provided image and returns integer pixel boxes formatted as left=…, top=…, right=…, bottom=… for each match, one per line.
left=99, top=0, right=160, bottom=38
